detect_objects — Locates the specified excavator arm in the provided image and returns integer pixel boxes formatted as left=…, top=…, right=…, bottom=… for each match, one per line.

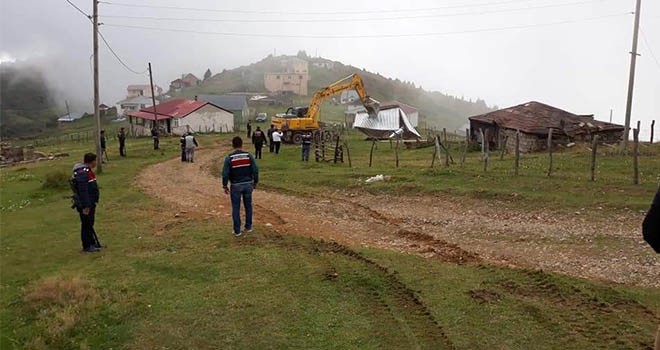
left=305, top=73, right=379, bottom=123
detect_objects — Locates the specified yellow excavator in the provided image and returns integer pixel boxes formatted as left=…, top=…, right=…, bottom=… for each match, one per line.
left=271, top=73, right=380, bottom=144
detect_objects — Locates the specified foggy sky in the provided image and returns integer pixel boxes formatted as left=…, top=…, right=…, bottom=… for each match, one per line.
left=1, top=0, right=659, bottom=139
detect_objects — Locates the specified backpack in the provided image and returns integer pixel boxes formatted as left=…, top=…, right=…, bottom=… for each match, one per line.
left=69, top=175, right=80, bottom=209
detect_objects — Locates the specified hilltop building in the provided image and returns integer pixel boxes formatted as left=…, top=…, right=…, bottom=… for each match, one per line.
left=264, top=57, right=310, bottom=96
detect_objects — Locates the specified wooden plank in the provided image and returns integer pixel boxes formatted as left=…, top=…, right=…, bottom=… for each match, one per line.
left=514, top=130, right=520, bottom=176
left=633, top=121, right=640, bottom=184
left=590, top=134, right=598, bottom=181
left=546, top=128, right=553, bottom=177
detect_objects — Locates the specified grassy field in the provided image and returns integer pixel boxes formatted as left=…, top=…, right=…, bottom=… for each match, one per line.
left=256, top=130, right=660, bottom=213
left=1, top=135, right=659, bottom=349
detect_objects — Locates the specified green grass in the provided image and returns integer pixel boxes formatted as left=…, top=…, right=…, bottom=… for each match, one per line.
left=1, top=135, right=659, bottom=349
left=254, top=130, right=660, bottom=213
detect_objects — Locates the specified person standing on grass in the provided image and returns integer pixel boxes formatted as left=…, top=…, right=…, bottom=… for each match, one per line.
left=72, top=153, right=102, bottom=253
left=267, top=124, right=275, bottom=153
left=222, top=136, right=259, bottom=237
left=184, top=132, right=199, bottom=163
left=251, top=126, right=267, bottom=159
left=271, top=128, right=284, bottom=154
left=642, top=187, right=660, bottom=350
left=246, top=120, right=252, bottom=138
left=117, top=127, right=127, bottom=157
left=100, top=130, right=109, bottom=163
left=151, top=126, right=160, bottom=150
left=301, top=131, right=312, bottom=162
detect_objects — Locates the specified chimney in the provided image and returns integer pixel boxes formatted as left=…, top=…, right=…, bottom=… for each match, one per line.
left=194, top=95, right=198, bottom=101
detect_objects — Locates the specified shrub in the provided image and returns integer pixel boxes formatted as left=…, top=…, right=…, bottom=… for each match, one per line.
left=41, top=170, right=70, bottom=190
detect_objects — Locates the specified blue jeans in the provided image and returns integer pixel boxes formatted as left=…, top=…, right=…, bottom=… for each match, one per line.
left=230, top=182, right=253, bottom=234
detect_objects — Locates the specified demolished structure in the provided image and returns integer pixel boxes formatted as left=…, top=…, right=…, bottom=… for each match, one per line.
left=353, top=104, right=421, bottom=140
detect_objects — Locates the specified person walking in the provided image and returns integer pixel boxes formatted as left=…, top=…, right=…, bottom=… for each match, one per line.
left=246, top=121, right=252, bottom=139
left=301, top=131, right=312, bottom=162
left=72, top=153, right=102, bottom=253
left=272, top=128, right=284, bottom=154
left=251, top=126, right=267, bottom=159
left=642, top=188, right=660, bottom=350
left=267, top=124, right=275, bottom=153
left=151, top=126, right=160, bottom=150
left=180, top=133, right=187, bottom=162
left=184, top=132, right=199, bottom=163
left=117, top=127, right=127, bottom=157
left=99, top=130, right=109, bottom=163
left=222, top=136, right=259, bottom=236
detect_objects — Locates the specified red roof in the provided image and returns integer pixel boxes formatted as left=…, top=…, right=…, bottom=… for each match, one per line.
left=469, top=101, right=623, bottom=136
left=128, top=98, right=230, bottom=121
left=381, top=100, right=418, bottom=116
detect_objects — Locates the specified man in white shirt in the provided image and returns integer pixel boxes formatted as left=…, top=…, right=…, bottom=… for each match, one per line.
left=271, top=129, right=284, bottom=154
left=184, top=132, right=199, bottom=163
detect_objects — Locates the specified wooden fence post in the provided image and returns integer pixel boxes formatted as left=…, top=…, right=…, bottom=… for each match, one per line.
left=344, top=142, right=352, bottom=168
left=633, top=121, right=640, bottom=184
left=369, top=140, right=376, bottom=167
left=395, top=137, right=400, bottom=168
left=514, top=130, right=520, bottom=176
left=480, top=129, right=489, bottom=172
left=590, top=134, right=598, bottom=181
left=546, top=128, right=553, bottom=177
left=461, top=128, right=468, bottom=166
left=499, top=136, right=509, bottom=160
left=334, top=136, right=340, bottom=164
left=651, top=120, right=655, bottom=143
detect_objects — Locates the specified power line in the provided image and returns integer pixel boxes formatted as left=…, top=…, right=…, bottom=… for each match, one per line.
left=103, top=12, right=627, bottom=39
left=97, top=29, right=149, bottom=75
left=640, top=27, right=660, bottom=73
left=100, top=0, right=612, bottom=24
left=98, top=0, right=598, bottom=16
left=63, top=0, right=147, bottom=75
left=64, top=0, right=90, bottom=19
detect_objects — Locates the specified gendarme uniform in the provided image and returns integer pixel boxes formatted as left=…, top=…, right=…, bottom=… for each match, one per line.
left=72, top=163, right=101, bottom=251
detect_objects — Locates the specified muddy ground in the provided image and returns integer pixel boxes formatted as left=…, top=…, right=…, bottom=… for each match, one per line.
left=137, top=146, right=659, bottom=288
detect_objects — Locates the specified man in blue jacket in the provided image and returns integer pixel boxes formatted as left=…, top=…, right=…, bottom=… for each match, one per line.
left=222, top=136, right=259, bottom=236
left=72, top=153, right=102, bottom=252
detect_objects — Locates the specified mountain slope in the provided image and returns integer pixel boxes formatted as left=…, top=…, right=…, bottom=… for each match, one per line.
left=177, top=53, right=492, bottom=129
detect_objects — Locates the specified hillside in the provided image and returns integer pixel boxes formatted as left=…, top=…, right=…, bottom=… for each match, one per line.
left=175, top=52, right=492, bottom=129
left=0, top=64, right=59, bottom=138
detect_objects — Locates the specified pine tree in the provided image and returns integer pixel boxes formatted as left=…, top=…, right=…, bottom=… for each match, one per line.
left=204, top=68, right=212, bottom=80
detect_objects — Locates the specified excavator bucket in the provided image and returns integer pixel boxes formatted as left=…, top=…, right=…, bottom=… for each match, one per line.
left=364, top=97, right=380, bottom=118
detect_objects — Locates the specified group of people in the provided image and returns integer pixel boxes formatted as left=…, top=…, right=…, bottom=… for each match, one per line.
left=180, top=132, right=199, bottom=163
left=249, top=124, right=284, bottom=159
left=99, top=128, right=128, bottom=163
left=247, top=122, right=313, bottom=162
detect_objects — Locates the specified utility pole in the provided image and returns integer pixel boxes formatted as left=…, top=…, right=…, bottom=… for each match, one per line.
left=623, top=0, right=642, bottom=148
left=148, top=62, right=158, bottom=129
left=609, top=109, right=613, bottom=123
left=92, top=0, right=102, bottom=173
left=65, top=100, right=71, bottom=119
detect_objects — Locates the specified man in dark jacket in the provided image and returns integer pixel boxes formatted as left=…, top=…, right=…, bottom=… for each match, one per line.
left=643, top=187, right=660, bottom=253
left=151, top=126, right=159, bottom=150
left=251, top=126, right=267, bottom=159
left=100, top=130, right=108, bottom=163
left=301, top=131, right=313, bottom=162
left=222, top=136, right=259, bottom=236
left=73, top=153, right=102, bottom=252
left=267, top=124, right=275, bottom=153
left=642, top=188, right=660, bottom=350
left=117, top=127, right=127, bottom=157
left=180, top=134, right=187, bottom=162
left=246, top=121, right=252, bottom=138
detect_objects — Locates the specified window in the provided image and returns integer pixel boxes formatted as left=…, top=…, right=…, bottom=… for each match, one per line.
left=299, top=75, right=303, bottom=80
left=276, top=75, right=280, bottom=79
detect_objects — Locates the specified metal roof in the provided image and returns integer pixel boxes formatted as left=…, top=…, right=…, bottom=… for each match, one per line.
left=380, top=100, right=418, bottom=116
left=469, top=101, right=623, bottom=136
left=116, top=96, right=156, bottom=106
left=197, top=95, right=247, bottom=112
left=57, top=112, right=85, bottom=122
left=128, top=98, right=230, bottom=121
left=353, top=107, right=421, bottom=139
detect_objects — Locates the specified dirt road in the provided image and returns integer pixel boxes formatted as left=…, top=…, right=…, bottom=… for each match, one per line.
left=137, top=146, right=659, bottom=288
